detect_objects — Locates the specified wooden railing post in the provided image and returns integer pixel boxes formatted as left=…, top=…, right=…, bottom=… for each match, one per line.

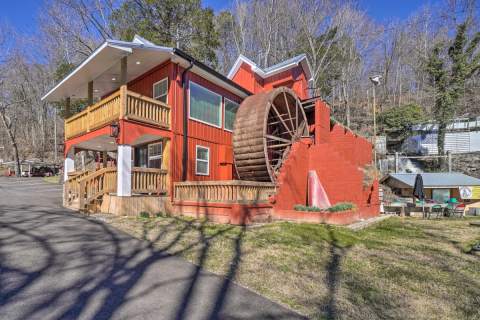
left=120, top=85, right=127, bottom=119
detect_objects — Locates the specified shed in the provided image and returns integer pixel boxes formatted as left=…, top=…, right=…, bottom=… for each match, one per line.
left=381, top=172, right=480, bottom=203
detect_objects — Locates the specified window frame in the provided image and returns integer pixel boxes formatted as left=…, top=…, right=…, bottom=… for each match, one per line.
left=188, top=81, right=222, bottom=129
left=195, top=145, right=210, bottom=176
left=223, top=97, right=239, bottom=132
left=152, top=77, right=168, bottom=103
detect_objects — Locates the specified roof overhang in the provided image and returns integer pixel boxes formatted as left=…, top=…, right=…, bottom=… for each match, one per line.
left=227, top=54, right=313, bottom=81
left=42, top=36, right=250, bottom=102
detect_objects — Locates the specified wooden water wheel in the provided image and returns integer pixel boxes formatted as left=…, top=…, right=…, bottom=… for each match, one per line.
left=233, top=87, right=308, bottom=183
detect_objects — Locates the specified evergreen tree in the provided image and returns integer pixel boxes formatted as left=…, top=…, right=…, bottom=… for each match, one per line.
left=110, top=0, right=219, bottom=67
left=426, top=22, right=480, bottom=166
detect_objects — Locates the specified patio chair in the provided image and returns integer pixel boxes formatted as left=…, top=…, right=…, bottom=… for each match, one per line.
left=444, top=203, right=465, bottom=217
left=430, top=205, right=444, bottom=219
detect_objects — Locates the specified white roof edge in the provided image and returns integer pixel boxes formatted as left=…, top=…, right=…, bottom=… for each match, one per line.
left=42, top=41, right=108, bottom=101
left=227, top=53, right=313, bottom=81
left=41, top=40, right=175, bottom=101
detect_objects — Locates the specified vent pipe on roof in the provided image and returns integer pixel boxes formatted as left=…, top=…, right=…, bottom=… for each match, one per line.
left=181, top=61, right=194, bottom=181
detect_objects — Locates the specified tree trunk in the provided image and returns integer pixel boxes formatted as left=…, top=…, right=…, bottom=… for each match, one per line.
left=437, top=122, right=447, bottom=170
left=0, top=112, right=21, bottom=177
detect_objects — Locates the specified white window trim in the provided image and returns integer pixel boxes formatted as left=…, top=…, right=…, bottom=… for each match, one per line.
left=223, top=97, right=239, bottom=132
left=147, top=142, right=163, bottom=168
left=153, top=77, right=168, bottom=103
left=195, top=145, right=210, bottom=176
left=188, top=81, right=222, bottom=129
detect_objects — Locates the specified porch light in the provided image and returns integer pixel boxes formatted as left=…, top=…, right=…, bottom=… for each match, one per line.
left=112, top=77, right=116, bottom=81
left=110, top=122, right=120, bottom=138
left=136, top=61, right=141, bottom=65
left=94, top=89, right=99, bottom=93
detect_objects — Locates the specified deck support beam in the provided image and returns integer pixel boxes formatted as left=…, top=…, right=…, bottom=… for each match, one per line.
left=117, top=144, right=132, bottom=196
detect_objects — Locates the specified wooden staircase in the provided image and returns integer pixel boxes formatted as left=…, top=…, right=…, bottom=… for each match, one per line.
left=64, top=167, right=168, bottom=213
left=64, top=167, right=117, bottom=212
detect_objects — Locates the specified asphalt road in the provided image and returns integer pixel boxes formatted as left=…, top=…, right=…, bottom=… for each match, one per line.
left=0, top=177, right=305, bottom=320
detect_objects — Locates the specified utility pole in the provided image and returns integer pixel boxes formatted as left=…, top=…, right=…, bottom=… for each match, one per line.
left=369, top=75, right=382, bottom=176
left=54, top=107, right=57, bottom=163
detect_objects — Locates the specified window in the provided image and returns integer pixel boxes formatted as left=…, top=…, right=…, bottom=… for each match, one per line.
left=432, top=189, right=450, bottom=203
left=224, top=98, right=239, bottom=131
left=148, top=142, right=163, bottom=169
left=195, top=145, right=209, bottom=176
left=134, top=146, right=148, bottom=168
left=189, top=82, right=222, bottom=127
left=153, top=78, right=168, bottom=103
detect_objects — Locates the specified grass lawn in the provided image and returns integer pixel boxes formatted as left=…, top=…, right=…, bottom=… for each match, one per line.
left=93, top=213, right=480, bottom=319
left=43, top=175, right=61, bottom=184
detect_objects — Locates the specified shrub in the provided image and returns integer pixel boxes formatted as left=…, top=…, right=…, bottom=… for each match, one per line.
left=327, top=202, right=355, bottom=212
left=139, top=211, right=150, bottom=219
left=293, top=204, right=322, bottom=212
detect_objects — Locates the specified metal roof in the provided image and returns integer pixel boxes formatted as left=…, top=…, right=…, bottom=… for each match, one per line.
left=382, top=172, right=480, bottom=188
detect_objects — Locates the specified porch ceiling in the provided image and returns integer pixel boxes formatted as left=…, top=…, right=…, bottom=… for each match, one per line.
left=42, top=40, right=174, bottom=102
left=74, top=135, right=117, bottom=152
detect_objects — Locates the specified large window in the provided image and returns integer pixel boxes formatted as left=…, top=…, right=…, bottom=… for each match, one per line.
left=153, top=78, right=168, bottom=103
left=148, top=142, right=163, bottom=169
left=224, top=98, right=239, bottom=131
left=432, top=188, right=450, bottom=203
left=195, top=145, right=210, bottom=176
left=189, top=82, right=222, bottom=127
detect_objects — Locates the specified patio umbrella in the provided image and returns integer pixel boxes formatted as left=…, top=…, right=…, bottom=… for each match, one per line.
left=413, top=173, right=425, bottom=217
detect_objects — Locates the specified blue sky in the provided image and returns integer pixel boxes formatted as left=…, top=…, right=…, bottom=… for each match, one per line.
left=1, top=0, right=435, bottom=32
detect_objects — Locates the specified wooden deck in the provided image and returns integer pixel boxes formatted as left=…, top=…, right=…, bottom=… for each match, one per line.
left=65, top=85, right=171, bottom=140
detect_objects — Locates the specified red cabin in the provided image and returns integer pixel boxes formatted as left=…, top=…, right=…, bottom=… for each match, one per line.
left=43, top=35, right=379, bottom=224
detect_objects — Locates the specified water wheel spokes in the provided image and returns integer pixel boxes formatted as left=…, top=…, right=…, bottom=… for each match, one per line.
left=233, top=87, right=308, bottom=183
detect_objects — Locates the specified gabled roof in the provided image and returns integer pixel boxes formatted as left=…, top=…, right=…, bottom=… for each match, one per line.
left=381, top=172, right=480, bottom=188
left=42, top=36, right=251, bottom=102
left=227, top=54, right=313, bottom=81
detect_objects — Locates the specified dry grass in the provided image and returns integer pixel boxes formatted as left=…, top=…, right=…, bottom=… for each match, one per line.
left=92, top=213, right=480, bottom=320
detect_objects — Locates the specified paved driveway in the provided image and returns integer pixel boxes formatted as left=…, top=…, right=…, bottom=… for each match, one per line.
left=0, top=177, right=304, bottom=320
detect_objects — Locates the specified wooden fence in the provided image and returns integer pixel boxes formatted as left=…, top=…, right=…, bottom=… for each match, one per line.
left=174, top=180, right=276, bottom=204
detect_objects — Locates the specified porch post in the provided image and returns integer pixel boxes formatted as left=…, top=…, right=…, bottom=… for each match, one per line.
left=64, top=148, right=75, bottom=182
left=120, top=56, right=127, bottom=85
left=117, top=145, right=132, bottom=196
left=65, top=97, right=71, bottom=118
left=88, top=81, right=94, bottom=105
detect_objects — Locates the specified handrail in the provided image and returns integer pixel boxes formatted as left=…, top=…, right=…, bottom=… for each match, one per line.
left=78, top=167, right=117, bottom=209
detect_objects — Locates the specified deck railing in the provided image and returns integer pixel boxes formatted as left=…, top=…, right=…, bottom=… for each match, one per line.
left=65, top=167, right=169, bottom=210
left=174, top=180, right=276, bottom=204
left=65, top=86, right=171, bottom=139
left=132, top=167, right=168, bottom=194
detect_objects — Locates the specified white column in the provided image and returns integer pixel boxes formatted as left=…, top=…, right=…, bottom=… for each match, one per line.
left=117, top=145, right=132, bottom=196
left=64, top=148, right=75, bottom=182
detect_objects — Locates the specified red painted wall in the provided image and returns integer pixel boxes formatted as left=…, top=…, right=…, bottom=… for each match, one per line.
left=230, top=62, right=309, bottom=100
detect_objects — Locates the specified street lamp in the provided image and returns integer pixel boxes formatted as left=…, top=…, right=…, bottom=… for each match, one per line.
left=369, top=75, right=382, bottom=175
